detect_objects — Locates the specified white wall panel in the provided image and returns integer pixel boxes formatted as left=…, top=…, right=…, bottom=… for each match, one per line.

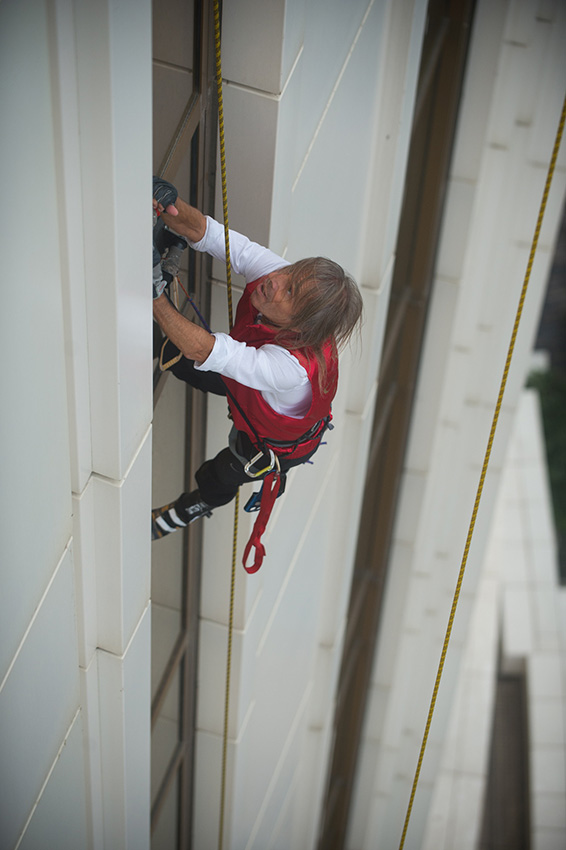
left=253, top=463, right=335, bottom=633
left=80, top=656, right=104, bottom=850
left=287, top=0, right=391, bottom=275
left=290, top=0, right=383, bottom=180
left=222, top=0, right=286, bottom=94
left=360, top=0, right=428, bottom=284
left=193, top=730, right=226, bottom=848
left=315, top=404, right=377, bottom=643
left=72, top=482, right=98, bottom=670
left=51, top=0, right=93, bottom=496
left=97, top=605, right=151, bottom=850
left=197, top=618, right=240, bottom=739
left=215, top=84, right=280, bottom=250
left=0, top=549, right=80, bottom=850
left=436, top=179, right=477, bottom=282
left=406, top=278, right=461, bottom=472
left=229, top=692, right=310, bottom=850
left=74, top=0, right=153, bottom=481
left=529, top=20, right=566, bottom=171
left=2, top=2, right=155, bottom=849
left=94, top=430, right=152, bottom=656
left=17, top=712, right=88, bottom=850
left=269, top=47, right=305, bottom=255
left=344, top=258, right=394, bottom=415
left=450, top=0, right=508, bottom=180
left=200, top=495, right=261, bottom=627
left=0, top=0, right=73, bottom=683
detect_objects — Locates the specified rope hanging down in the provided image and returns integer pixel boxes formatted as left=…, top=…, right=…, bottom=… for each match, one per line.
left=398, top=91, right=566, bottom=850
left=213, top=3, right=237, bottom=850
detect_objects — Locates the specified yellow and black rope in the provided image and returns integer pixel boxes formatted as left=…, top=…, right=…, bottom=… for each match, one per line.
left=213, top=3, right=238, bottom=849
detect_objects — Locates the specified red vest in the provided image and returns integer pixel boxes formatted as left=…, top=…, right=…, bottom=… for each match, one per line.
left=222, top=277, right=338, bottom=458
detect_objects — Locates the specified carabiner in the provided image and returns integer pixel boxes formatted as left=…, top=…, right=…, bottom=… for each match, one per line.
left=244, top=448, right=276, bottom=478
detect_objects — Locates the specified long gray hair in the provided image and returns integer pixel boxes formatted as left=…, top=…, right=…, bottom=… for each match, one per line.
left=274, top=257, right=363, bottom=391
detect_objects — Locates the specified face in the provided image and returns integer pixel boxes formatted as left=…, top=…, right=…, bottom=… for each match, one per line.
left=250, top=269, right=297, bottom=327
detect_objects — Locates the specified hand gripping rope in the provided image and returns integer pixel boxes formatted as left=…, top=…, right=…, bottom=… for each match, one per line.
left=398, top=91, right=566, bottom=850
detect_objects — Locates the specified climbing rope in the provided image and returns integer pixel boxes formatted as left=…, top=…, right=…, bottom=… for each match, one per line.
left=398, top=90, right=566, bottom=850
left=213, top=2, right=237, bottom=849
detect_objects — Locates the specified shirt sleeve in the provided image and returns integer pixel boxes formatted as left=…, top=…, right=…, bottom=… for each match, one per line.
left=195, top=334, right=313, bottom=418
left=189, top=216, right=290, bottom=282
left=197, top=333, right=306, bottom=390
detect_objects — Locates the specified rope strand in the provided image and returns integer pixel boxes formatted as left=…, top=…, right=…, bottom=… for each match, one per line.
left=213, top=3, right=239, bottom=849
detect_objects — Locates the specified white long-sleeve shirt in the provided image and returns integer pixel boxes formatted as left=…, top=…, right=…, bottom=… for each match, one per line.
left=188, top=217, right=312, bottom=417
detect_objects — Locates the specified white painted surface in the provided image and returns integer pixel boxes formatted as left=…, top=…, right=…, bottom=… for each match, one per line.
left=98, top=606, right=151, bottom=850
left=74, top=0, right=153, bottom=481
left=0, top=0, right=73, bottom=684
left=17, top=712, right=88, bottom=850
left=0, top=1, right=152, bottom=848
left=0, top=550, right=81, bottom=850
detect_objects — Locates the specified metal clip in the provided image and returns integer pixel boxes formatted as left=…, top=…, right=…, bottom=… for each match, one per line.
left=244, top=448, right=276, bottom=478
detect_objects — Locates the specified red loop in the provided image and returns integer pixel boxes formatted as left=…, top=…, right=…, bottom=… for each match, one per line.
left=243, top=472, right=281, bottom=573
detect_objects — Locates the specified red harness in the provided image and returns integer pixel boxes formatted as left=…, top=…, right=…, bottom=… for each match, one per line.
left=222, top=276, right=337, bottom=454
left=225, top=276, right=338, bottom=571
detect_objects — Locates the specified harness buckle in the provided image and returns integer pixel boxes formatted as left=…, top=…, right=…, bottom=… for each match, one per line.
left=244, top=448, right=277, bottom=478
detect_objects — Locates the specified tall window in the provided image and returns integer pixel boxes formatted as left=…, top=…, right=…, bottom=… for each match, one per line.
left=150, top=2, right=217, bottom=846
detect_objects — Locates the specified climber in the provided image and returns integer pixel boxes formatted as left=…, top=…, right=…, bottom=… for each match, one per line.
left=151, top=176, right=363, bottom=540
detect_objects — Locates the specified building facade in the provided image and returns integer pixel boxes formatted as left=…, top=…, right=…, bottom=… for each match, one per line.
left=1, top=1, right=564, bottom=849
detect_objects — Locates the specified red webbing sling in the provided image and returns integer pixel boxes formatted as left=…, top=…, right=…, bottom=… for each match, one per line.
left=242, top=471, right=282, bottom=573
